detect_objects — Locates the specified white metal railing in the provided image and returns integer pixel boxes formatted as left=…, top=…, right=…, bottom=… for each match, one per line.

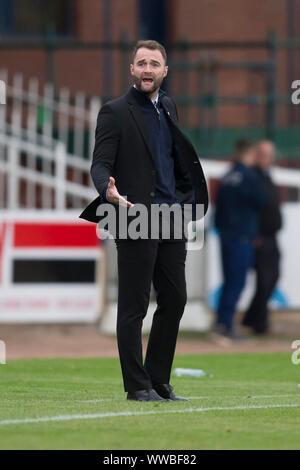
left=0, top=132, right=96, bottom=210
left=0, top=69, right=100, bottom=157
left=0, top=68, right=100, bottom=209
left=1, top=69, right=300, bottom=211
left=1, top=133, right=300, bottom=211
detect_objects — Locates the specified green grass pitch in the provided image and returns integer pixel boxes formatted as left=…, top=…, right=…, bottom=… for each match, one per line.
left=0, top=352, right=299, bottom=450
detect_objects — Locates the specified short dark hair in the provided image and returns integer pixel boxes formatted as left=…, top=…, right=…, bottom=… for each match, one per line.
left=131, top=40, right=167, bottom=64
left=234, top=138, right=254, bottom=160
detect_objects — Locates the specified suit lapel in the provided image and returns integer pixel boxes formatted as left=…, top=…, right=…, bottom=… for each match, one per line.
left=126, top=89, right=179, bottom=164
left=126, top=92, right=156, bottom=165
left=159, top=95, right=178, bottom=125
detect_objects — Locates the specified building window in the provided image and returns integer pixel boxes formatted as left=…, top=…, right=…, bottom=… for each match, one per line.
left=0, top=0, right=73, bottom=36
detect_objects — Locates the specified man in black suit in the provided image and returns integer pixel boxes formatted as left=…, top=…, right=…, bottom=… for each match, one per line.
left=79, top=40, right=208, bottom=402
left=242, top=140, right=282, bottom=334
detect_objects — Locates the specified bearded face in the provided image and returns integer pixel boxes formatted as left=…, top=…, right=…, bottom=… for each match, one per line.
left=130, top=47, right=168, bottom=97
left=133, top=73, right=164, bottom=95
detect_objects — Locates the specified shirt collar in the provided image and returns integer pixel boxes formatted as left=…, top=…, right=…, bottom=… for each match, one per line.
left=132, top=84, right=163, bottom=106
left=152, top=93, right=159, bottom=106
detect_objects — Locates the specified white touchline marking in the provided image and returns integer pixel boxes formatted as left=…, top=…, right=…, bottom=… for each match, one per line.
left=189, top=394, right=300, bottom=400
left=0, top=403, right=299, bottom=426
left=247, top=394, right=300, bottom=399
left=186, top=397, right=211, bottom=400
left=78, top=394, right=300, bottom=403
left=79, top=399, right=116, bottom=403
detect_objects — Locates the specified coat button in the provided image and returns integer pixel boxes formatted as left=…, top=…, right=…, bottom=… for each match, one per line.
left=150, top=192, right=155, bottom=197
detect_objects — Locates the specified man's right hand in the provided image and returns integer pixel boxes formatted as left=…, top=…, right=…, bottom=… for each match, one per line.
left=106, top=176, right=134, bottom=208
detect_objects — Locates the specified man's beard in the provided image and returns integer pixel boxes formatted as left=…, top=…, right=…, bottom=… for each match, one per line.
left=133, top=75, right=163, bottom=95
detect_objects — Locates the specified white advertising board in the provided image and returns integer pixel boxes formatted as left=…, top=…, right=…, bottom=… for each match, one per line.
left=0, top=211, right=102, bottom=322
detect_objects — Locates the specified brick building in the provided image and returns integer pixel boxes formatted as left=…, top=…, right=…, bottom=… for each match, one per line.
left=0, top=0, right=300, bottom=155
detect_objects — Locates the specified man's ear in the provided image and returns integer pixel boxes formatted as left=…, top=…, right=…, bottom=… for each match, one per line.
left=130, top=64, right=134, bottom=75
left=164, top=66, right=168, bottom=78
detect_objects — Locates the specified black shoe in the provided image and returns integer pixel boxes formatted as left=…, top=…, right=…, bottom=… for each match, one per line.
left=127, top=388, right=169, bottom=402
left=153, top=383, right=189, bottom=401
left=241, top=317, right=254, bottom=328
left=242, top=320, right=270, bottom=336
left=253, top=327, right=271, bottom=336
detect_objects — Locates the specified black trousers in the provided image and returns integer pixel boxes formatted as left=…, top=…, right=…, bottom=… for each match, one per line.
left=114, top=238, right=187, bottom=393
left=242, top=236, right=280, bottom=334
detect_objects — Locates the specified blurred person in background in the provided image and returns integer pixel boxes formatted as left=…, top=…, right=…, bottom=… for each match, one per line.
left=242, top=140, right=282, bottom=335
left=213, top=139, right=268, bottom=343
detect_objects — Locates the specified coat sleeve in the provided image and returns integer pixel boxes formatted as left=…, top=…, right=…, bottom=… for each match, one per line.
left=90, top=104, right=121, bottom=199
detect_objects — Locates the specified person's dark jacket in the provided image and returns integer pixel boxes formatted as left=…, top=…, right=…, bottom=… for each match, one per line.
left=79, top=87, right=208, bottom=229
left=215, top=162, right=267, bottom=238
left=256, top=167, right=282, bottom=237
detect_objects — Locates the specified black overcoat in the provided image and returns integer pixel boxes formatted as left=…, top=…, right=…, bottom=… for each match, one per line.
left=79, top=88, right=209, bottom=229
